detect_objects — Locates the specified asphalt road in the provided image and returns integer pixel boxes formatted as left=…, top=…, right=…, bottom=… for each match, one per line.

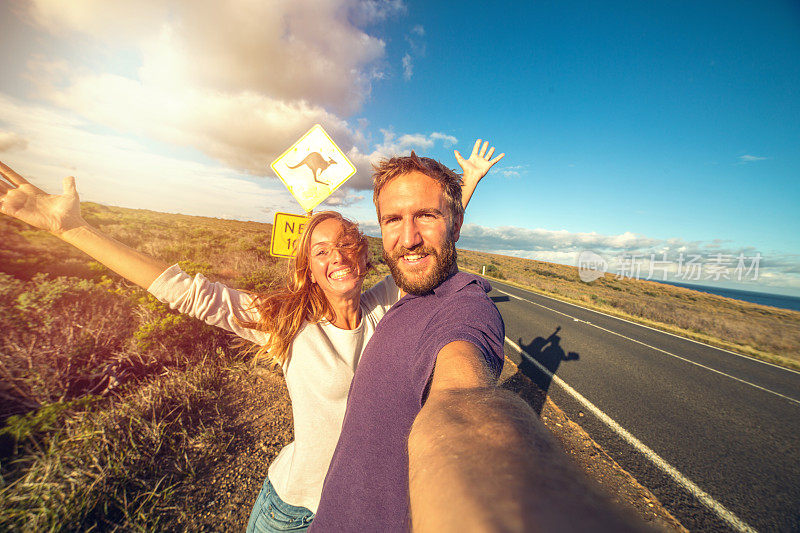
left=488, top=278, right=800, bottom=532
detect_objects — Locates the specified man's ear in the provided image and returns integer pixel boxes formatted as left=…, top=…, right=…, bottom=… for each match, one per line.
left=450, top=213, right=464, bottom=242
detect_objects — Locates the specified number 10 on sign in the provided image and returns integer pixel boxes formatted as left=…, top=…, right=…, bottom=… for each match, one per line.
left=270, top=212, right=309, bottom=258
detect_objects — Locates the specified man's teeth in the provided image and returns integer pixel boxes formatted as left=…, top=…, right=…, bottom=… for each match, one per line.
left=403, top=254, right=425, bottom=261
left=330, top=268, right=352, bottom=280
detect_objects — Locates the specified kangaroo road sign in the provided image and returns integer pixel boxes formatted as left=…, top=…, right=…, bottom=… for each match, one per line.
left=270, top=212, right=309, bottom=258
left=271, top=124, right=357, bottom=213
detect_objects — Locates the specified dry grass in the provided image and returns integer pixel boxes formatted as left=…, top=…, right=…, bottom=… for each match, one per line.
left=0, top=364, right=239, bottom=531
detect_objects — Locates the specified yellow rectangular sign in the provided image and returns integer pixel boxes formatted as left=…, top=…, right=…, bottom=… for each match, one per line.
left=270, top=212, right=309, bottom=258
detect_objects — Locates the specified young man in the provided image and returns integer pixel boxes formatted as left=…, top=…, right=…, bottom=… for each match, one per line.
left=310, top=153, right=645, bottom=532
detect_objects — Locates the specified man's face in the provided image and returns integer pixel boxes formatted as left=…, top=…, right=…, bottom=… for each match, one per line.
left=377, top=171, right=462, bottom=295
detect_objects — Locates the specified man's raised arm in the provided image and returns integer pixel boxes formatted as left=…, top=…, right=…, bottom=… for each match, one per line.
left=408, top=340, right=649, bottom=532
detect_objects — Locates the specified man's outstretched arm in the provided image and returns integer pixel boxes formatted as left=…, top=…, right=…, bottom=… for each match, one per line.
left=408, top=341, right=648, bottom=532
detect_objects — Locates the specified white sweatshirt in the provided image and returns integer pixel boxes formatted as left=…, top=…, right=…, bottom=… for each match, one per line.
left=148, top=265, right=400, bottom=512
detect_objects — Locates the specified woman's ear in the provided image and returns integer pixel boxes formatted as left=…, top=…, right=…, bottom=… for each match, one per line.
left=310, top=272, right=316, bottom=284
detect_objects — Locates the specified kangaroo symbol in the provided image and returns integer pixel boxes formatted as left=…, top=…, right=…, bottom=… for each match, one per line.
left=287, top=152, right=337, bottom=185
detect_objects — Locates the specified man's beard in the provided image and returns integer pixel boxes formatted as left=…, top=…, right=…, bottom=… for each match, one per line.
left=384, top=236, right=457, bottom=296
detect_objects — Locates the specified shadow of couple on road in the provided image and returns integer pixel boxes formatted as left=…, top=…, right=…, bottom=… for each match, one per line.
left=509, top=326, right=580, bottom=414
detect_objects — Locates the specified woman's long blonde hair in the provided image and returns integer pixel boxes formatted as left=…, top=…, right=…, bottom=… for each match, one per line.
left=239, top=211, right=371, bottom=367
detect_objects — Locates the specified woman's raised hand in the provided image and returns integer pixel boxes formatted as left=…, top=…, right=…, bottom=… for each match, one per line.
left=0, top=162, right=85, bottom=235
left=0, top=161, right=167, bottom=288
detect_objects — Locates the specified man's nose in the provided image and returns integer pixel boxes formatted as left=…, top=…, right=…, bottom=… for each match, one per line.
left=400, top=219, right=422, bottom=249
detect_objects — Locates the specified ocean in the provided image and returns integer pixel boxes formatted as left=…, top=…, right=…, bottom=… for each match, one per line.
left=657, top=281, right=800, bottom=313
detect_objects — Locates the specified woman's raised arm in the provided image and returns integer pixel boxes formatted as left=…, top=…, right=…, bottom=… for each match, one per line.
left=455, top=138, right=505, bottom=210
left=0, top=162, right=168, bottom=289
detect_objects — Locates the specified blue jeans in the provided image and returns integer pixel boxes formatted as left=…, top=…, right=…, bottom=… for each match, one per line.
left=246, top=477, right=315, bottom=533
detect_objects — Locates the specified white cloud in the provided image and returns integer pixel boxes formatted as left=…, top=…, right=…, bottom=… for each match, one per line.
left=0, top=132, right=28, bottom=152
left=372, top=130, right=456, bottom=154
left=459, top=224, right=660, bottom=253
left=320, top=189, right=365, bottom=207
left=402, top=53, right=413, bottom=81
left=33, top=66, right=354, bottom=175
left=0, top=94, right=294, bottom=222
left=495, top=164, right=526, bottom=178
left=349, top=0, right=406, bottom=26
left=25, top=0, right=389, bottom=113
left=456, top=222, right=800, bottom=293
left=738, top=154, right=768, bottom=163
left=404, top=25, right=426, bottom=55
left=430, top=132, right=458, bottom=145
left=18, top=0, right=413, bottom=188
left=401, top=23, right=425, bottom=80
left=345, top=130, right=460, bottom=188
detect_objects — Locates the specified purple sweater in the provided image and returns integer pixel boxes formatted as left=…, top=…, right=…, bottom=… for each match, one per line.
left=309, top=272, right=505, bottom=532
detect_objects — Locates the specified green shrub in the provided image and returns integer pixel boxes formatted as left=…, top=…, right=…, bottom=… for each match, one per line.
left=484, top=264, right=506, bottom=280
left=177, top=260, right=213, bottom=277
left=236, top=268, right=283, bottom=292
left=0, top=274, right=248, bottom=420
left=0, top=397, right=97, bottom=454
left=0, top=275, right=139, bottom=417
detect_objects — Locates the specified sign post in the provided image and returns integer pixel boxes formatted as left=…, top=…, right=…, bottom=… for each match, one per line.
left=268, top=124, right=356, bottom=258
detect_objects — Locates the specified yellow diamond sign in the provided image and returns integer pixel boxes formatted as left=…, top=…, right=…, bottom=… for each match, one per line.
left=271, top=124, right=357, bottom=213
left=270, top=212, right=309, bottom=258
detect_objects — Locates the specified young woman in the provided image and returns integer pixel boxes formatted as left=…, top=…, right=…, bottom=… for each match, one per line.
left=0, top=139, right=504, bottom=532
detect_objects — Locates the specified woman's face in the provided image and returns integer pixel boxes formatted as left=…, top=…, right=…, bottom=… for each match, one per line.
left=308, top=218, right=367, bottom=302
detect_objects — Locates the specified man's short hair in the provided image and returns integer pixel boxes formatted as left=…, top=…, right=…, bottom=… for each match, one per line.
left=372, top=151, right=464, bottom=221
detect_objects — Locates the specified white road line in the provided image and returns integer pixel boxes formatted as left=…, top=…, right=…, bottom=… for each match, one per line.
left=496, top=288, right=800, bottom=407
left=490, top=278, right=800, bottom=376
left=505, top=337, right=757, bottom=533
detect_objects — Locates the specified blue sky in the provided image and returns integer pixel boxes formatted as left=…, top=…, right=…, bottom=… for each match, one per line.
left=1, top=1, right=798, bottom=295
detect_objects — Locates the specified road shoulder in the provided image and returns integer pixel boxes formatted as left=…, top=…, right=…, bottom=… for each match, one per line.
left=500, top=359, right=686, bottom=531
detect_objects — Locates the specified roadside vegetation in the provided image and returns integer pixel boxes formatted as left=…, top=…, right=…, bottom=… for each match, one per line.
left=0, top=203, right=389, bottom=531
left=1, top=201, right=787, bottom=529
left=458, top=250, right=800, bottom=370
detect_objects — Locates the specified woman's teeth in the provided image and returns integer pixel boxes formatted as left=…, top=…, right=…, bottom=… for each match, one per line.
left=330, top=268, right=352, bottom=280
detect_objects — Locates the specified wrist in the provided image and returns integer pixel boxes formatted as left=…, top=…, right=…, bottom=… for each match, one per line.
left=58, top=220, right=93, bottom=241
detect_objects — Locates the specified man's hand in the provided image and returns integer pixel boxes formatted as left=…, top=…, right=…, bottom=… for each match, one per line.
left=455, top=139, right=505, bottom=209
left=408, top=341, right=650, bottom=532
